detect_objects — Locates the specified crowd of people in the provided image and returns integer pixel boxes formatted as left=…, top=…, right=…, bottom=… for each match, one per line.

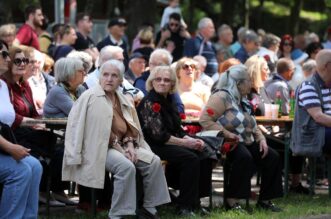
left=1, top=0, right=331, bottom=218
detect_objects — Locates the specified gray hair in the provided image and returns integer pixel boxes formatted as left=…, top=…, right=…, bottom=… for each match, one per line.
left=99, top=45, right=124, bottom=66
left=198, top=17, right=213, bottom=30
left=193, top=55, right=207, bottom=67
left=217, top=24, right=231, bottom=37
left=216, top=64, right=248, bottom=103
left=99, top=59, right=125, bottom=80
left=302, top=59, right=316, bottom=73
left=54, top=57, right=84, bottom=83
left=149, top=48, right=173, bottom=66
left=67, top=51, right=93, bottom=72
left=262, top=33, right=281, bottom=48
left=146, top=65, right=178, bottom=94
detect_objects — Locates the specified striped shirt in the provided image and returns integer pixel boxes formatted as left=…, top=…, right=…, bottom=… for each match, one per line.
left=298, top=73, right=331, bottom=115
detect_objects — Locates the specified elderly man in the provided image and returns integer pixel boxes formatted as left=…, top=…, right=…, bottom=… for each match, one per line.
left=214, top=24, right=234, bottom=62
left=193, top=55, right=213, bottom=88
left=234, top=29, right=259, bottom=64
left=63, top=60, right=170, bottom=219
left=125, top=52, right=146, bottom=84
left=97, top=18, right=129, bottom=68
left=184, top=17, right=217, bottom=77
left=15, top=5, right=44, bottom=50
left=257, top=33, right=280, bottom=72
left=73, top=12, right=99, bottom=64
left=134, top=48, right=184, bottom=113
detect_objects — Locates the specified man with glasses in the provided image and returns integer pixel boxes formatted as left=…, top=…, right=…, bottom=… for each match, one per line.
left=156, top=12, right=190, bottom=62
left=15, top=5, right=44, bottom=50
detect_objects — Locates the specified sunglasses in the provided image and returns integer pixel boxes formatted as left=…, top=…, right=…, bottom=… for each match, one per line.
left=169, top=22, right=179, bottom=27
left=182, top=64, right=197, bottom=70
left=13, top=58, right=29, bottom=66
left=1, top=50, right=9, bottom=59
left=154, top=77, right=171, bottom=83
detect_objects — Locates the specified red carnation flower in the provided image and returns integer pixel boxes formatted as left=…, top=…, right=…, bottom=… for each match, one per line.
left=152, top=103, right=161, bottom=113
left=263, top=54, right=270, bottom=62
left=221, top=142, right=231, bottom=154
left=179, top=113, right=186, bottom=120
left=206, top=108, right=215, bottom=116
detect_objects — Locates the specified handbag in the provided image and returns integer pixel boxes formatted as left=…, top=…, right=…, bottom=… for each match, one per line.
left=194, top=130, right=224, bottom=161
left=0, top=122, right=17, bottom=155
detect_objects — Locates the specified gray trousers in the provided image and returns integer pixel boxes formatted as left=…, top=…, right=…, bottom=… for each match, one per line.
left=105, top=148, right=170, bottom=217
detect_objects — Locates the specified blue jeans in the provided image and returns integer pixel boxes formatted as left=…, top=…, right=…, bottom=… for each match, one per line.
left=0, top=154, right=42, bottom=219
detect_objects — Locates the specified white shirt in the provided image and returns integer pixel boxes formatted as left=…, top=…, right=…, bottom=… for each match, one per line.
left=28, top=74, right=47, bottom=115
left=0, top=79, right=15, bottom=126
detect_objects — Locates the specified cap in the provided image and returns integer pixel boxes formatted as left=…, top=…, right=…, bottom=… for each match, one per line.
left=108, top=18, right=127, bottom=28
left=129, top=52, right=146, bottom=61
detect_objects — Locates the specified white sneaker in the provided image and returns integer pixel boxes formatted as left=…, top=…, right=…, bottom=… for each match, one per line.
left=39, top=193, right=66, bottom=207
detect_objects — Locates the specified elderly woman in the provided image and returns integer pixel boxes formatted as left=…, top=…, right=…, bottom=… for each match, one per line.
left=0, top=24, right=16, bottom=47
left=0, top=46, right=68, bottom=206
left=200, top=64, right=283, bottom=211
left=0, top=40, right=42, bottom=218
left=63, top=59, right=170, bottom=219
left=176, top=57, right=210, bottom=117
left=43, top=57, right=86, bottom=118
left=137, top=66, right=215, bottom=216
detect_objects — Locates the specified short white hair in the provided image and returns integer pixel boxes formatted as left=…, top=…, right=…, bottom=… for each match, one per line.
left=67, top=51, right=93, bottom=72
left=149, top=48, right=173, bottom=65
left=99, top=59, right=125, bottom=80
left=198, top=17, right=213, bottom=30
left=193, top=55, right=207, bottom=67
left=99, top=45, right=124, bottom=66
left=54, top=57, right=84, bottom=83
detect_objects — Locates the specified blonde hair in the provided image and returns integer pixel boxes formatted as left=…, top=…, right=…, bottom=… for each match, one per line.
left=146, top=65, right=177, bottom=94
left=138, top=27, right=154, bottom=45
left=0, top=24, right=16, bottom=37
left=175, top=57, right=198, bottom=79
left=244, top=55, right=266, bottom=90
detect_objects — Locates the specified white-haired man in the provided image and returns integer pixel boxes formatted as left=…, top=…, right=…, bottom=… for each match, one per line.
left=184, top=17, right=217, bottom=77
left=134, top=48, right=184, bottom=113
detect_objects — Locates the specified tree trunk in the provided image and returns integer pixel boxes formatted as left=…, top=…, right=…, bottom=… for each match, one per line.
left=124, top=0, right=157, bottom=48
left=220, top=0, right=237, bottom=25
left=288, top=0, right=303, bottom=35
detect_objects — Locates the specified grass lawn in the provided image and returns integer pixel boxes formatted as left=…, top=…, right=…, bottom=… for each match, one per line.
left=41, top=193, right=331, bottom=219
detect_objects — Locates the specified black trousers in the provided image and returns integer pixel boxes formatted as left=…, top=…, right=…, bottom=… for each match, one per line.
left=225, top=142, right=283, bottom=201
left=13, top=127, right=68, bottom=192
left=151, top=144, right=213, bottom=209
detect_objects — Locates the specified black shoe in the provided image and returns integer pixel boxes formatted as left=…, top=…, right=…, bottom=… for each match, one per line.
left=289, top=183, right=310, bottom=195
left=137, top=207, right=160, bottom=219
left=195, top=206, right=210, bottom=216
left=224, top=202, right=244, bottom=212
left=177, top=207, right=196, bottom=217
left=256, top=201, right=282, bottom=212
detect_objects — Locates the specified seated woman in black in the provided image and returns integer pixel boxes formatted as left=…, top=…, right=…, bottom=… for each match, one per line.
left=137, top=66, right=214, bottom=217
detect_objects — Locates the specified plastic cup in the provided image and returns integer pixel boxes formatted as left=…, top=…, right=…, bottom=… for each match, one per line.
left=264, top=103, right=272, bottom=118
left=271, top=104, right=280, bottom=119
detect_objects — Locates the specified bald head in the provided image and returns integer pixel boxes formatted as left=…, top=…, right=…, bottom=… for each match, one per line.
left=316, top=49, right=331, bottom=83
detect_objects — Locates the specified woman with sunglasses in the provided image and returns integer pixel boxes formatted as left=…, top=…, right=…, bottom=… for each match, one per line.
left=278, top=34, right=294, bottom=59
left=0, top=40, right=42, bottom=218
left=137, top=66, right=216, bottom=217
left=176, top=57, right=210, bottom=118
left=1, top=46, right=68, bottom=207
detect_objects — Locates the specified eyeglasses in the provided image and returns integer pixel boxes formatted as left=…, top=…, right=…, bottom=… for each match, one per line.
left=182, top=64, right=197, bottom=70
left=77, top=69, right=87, bottom=76
left=154, top=77, right=171, bottom=83
left=169, top=22, right=179, bottom=27
left=13, top=58, right=29, bottom=66
left=1, top=51, right=9, bottom=59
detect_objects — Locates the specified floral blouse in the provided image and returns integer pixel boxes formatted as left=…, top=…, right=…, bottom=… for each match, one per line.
left=199, top=89, right=265, bottom=145
left=137, top=89, right=187, bottom=146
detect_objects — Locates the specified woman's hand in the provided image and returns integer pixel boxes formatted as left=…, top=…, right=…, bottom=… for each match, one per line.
left=8, top=144, right=31, bottom=161
left=223, top=130, right=240, bottom=142
left=124, top=143, right=137, bottom=163
left=183, top=136, right=205, bottom=151
left=259, top=140, right=269, bottom=158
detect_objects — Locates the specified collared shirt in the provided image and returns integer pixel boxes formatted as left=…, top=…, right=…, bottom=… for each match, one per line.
left=298, top=73, right=331, bottom=115
left=109, top=34, right=123, bottom=46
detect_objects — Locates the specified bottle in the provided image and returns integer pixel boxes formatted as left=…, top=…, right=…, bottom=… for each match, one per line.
left=289, top=90, right=295, bottom=118
left=275, top=91, right=282, bottom=118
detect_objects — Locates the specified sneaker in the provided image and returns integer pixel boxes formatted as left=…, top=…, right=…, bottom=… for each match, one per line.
left=289, top=183, right=310, bottom=195
left=137, top=207, right=160, bottom=219
left=256, top=201, right=282, bottom=212
left=39, top=193, right=66, bottom=207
